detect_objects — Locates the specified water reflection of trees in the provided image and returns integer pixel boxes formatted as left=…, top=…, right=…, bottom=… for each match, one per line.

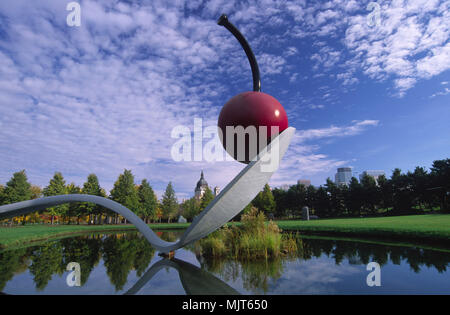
left=198, top=255, right=292, bottom=294
left=102, top=233, right=156, bottom=290
left=0, top=232, right=160, bottom=291
left=0, top=234, right=449, bottom=293
left=200, top=237, right=450, bottom=293
left=296, top=237, right=450, bottom=273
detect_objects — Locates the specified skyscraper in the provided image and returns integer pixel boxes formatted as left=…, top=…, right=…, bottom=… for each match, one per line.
left=335, top=167, right=352, bottom=186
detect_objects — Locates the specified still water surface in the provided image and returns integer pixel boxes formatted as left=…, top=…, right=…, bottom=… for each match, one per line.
left=1, top=231, right=449, bottom=294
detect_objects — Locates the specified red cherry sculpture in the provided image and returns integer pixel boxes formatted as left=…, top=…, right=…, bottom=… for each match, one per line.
left=218, top=91, right=288, bottom=163
left=217, top=14, right=289, bottom=164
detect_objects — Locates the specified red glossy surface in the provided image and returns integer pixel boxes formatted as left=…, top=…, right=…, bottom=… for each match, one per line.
left=218, top=91, right=289, bottom=164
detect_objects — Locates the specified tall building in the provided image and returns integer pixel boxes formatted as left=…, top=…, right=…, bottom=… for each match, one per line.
left=359, top=170, right=386, bottom=184
left=335, top=167, right=352, bottom=186
left=298, top=179, right=311, bottom=186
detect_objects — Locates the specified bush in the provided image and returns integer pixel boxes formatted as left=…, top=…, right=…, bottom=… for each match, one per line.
left=197, top=207, right=297, bottom=259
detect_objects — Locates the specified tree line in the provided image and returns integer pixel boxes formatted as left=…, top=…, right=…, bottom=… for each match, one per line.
left=270, top=158, right=450, bottom=218
left=0, top=170, right=180, bottom=225
left=1, top=158, right=449, bottom=225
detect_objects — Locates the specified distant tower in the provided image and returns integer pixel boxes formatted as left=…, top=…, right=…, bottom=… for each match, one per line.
left=335, top=167, right=352, bottom=186
left=214, top=186, right=220, bottom=197
left=195, top=171, right=209, bottom=200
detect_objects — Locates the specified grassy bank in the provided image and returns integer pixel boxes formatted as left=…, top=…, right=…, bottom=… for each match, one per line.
left=0, top=222, right=189, bottom=249
left=275, top=214, right=450, bottom=244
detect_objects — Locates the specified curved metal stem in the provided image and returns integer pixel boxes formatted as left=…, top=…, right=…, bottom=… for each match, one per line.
left=218, top=14, right=261, bottom=92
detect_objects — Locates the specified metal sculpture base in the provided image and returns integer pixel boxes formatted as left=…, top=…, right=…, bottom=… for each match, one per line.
left=0, top=127, right=295, bottom=253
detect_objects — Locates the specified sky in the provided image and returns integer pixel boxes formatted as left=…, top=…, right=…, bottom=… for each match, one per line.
left=0, top=0, right=449, bottom=201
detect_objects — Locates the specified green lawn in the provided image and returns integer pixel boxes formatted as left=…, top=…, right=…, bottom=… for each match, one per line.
left=275, top=214, right=450, bottom=243
left=0, top=222, right=189, bottom=249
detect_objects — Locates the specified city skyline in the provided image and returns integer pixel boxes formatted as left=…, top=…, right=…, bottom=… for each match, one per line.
left=0, top=0, right=449, bottom=200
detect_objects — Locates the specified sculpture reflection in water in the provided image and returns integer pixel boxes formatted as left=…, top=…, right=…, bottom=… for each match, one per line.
left=125, top=257, right=240, bottom=295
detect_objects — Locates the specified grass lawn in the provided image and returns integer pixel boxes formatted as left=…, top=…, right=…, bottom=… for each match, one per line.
left=0, top=222, right=190, bottom=249
left=275, top=214, right=450, bottom=243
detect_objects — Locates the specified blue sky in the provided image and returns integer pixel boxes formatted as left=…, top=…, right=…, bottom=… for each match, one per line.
left=0, top=0, right=449, bottom=200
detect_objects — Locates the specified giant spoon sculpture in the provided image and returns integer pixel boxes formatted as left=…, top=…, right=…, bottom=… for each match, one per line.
left=0, top=15, right=295, bottom=253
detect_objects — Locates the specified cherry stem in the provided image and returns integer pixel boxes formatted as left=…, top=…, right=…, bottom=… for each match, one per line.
left=218, top=14, right=261, bottom=92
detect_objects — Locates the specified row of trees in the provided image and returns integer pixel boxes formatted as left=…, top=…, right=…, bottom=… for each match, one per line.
left=1, top=158, right=449, bottom=224
left=0, top=170, right=180, bottom=225
left=271, top=159, right=450, bottom=218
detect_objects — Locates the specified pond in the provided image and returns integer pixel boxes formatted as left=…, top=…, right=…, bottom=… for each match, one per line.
left=1, top=231, right=449, bottom=294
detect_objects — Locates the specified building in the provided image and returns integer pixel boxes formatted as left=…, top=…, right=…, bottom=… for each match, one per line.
left=194, top=171, right=209, bottom=200
left=335, top=167, right=353, bottom=186
left=194, top=171, right=220, bottom=200
left=359, top=170, right=386, bottom=184
left=279, top=184, right=290, bottom=191
left=297, top=179, right=311, bottom=187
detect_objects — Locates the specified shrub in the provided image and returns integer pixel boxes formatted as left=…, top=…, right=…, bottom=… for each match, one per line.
left=198, top=207, right=297, bottom=259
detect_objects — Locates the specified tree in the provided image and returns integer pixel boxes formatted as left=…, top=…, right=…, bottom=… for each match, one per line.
left=43, top=172, right=68, bottom=225
left=272, top=188, right=289, bottom=218
left=137, top=179, right=158, bottom=223
left=67, top=183, right=82, bottom=224
left=325, top=178, right=345, bottom=217
left=0, top=184, right=4, bottom=206
left=110, top=170, right=140, bottom=223
left=81, top=174, right=105, bottom=224
left=199, top=186, right=214, bottom=212
left=314, top=186, right=330, bottom=218
left=377, top=174, right=392, bottom=212
left=430, top=158, right=450, bottom=212
left=3, top=170, right=33, bottom=225
left=155, top=204, right=163, bottom=223
left=253, top=184, right=276, bottom=216
left=30, top=185, right=42, bottom=199
left=360, top=174, right=379, bottom=215
left=286, top=184, right=307, bottom=217
left=181, top=198, right=201, bottom=222
left=3, top=170, right=32, bottom=204
left=390, top=168, right=414, bottom=214
left=345, top=177, right=363, bottom=216
left=161, top=182, right=178, bottom=223
left=409, top=167, right=429, bottom=211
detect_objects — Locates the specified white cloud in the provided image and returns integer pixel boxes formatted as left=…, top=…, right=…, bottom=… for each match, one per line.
left=343, top=0, right=450, bottom=96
